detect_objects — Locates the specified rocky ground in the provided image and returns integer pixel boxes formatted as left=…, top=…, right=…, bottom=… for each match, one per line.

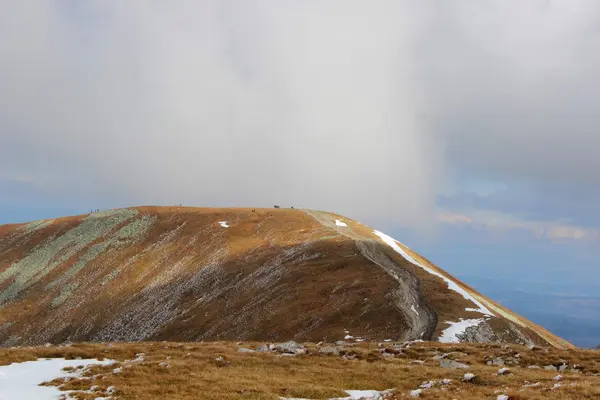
left=1, top=341, right=598, bottom=399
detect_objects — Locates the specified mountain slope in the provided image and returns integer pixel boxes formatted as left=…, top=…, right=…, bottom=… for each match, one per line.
left=0, top=207, right=573, bottom=348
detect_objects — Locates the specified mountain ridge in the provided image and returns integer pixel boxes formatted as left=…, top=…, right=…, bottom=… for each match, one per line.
left=0, top=206, right=573, bottom=348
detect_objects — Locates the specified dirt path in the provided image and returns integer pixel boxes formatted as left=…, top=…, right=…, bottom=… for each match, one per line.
left=302, top=210, right=437, bottom=341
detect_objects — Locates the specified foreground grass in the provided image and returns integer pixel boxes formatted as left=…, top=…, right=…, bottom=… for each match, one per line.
left=1, top=341, right=599, bottom=399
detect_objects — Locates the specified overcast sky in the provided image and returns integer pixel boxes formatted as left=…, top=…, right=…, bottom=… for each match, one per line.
left=2, top=1, right=600, bottom=241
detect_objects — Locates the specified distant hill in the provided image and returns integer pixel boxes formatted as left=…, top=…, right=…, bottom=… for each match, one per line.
left=0, top=206, right=572, bottom=348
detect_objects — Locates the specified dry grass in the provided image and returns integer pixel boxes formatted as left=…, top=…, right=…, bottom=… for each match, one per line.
left=1, top=341, right=599, bottom=399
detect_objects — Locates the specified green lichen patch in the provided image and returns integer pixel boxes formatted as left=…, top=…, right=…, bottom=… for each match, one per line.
left=0, top=209, right=138, bottom=305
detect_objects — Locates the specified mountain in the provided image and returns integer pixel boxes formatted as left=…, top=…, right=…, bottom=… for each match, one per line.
left=0, top=206, right=572, bottom=348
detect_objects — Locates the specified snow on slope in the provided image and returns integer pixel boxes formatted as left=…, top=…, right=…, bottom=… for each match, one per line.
left=438, top=319, right=485, bottom=343
left=373, top=230, right=492, bottom=342
left=0, top=358, right=114, bottom=399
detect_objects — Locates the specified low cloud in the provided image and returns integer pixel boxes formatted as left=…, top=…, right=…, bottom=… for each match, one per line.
left=2, top=2, right=600, bottom=231
left=439, top=211, right=600, bottom=242
left=0, top=1, right=441, bottom=229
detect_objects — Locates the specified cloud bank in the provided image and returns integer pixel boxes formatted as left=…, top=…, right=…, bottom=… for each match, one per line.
left=0, top=1, right=442, bottom=229
left=2, top=1, right=600, bottom=232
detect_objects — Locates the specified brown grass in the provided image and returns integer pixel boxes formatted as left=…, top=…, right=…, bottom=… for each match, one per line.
left=1, top=341, right=599, bottom=399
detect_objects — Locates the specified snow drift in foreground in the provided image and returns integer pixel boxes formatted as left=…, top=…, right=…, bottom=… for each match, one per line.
left=0, top=358, right=114, bottom=399
left=281, top=388, right=393, bottom=400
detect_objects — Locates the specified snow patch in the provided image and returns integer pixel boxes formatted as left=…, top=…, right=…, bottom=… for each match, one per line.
left=0, top=358, right=114, bottom=399
left=410, top=305, right=419, bottom=315
left=334, top=389, right=393, bottom=400
left=438, top=318, right=484, bottom=343
left=219, top=221, right=230, bottom=228
left=281, top=389, right=393, bottom=400
left=335, top=220, right=348, bottom=227
left=373, top=230, right=493, bottom=316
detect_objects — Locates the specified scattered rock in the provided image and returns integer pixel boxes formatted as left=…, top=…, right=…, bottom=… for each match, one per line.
left=419, top=381, right=434, bottom=389
left=558, top=363, right=569, bottom=372
left=522, top=382, right=541, bottom=388
left=462, top=373, right=476, bottom=382
left=544, top=365, right=558, bottom=371
left=382, top=347, right=403, bottom=356
left=491, top=357, right=505, bottom=366
left=446, top=351, right=468, bottom=359
left=255, top=344, right=270, bottom=352
left=272, top=341, right=306, bottom=355
left=551, top=382, right=562, bottom=391
left=106, top=386, right=116, bottom=394
left=440, top=359, right=470, bottom=369
left=319, top=346, right=340, bottom=356
left=553, top=374, right=562, bottom=381
left=440, top=379, right=452, bottom=385
left=335, top=340, right=348, bottom=346
left=237, top=347, right=255, bottom=353
left=215, top=356, right=230, bottom=367
left=497, top=395, right=509, bottom=400
left=527, top=365, right=541, bottom=369
left=496, top=367, right=510, bottom=375
left=410, top=389, right=422, bottom=397
left=409, top=360, right=425, bottom=365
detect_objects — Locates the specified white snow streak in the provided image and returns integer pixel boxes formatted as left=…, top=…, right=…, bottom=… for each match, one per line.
left=335, top=219, right=348, bottom=227
left=411, top=305, right=419, bottom=315
left=218, top=221, right=230, bottom=228
left=0, top=358, right=114, bottom=399
left=438, top=319, right=484, bottom=343
left=373, top=230, right=493, bottom=316
left=280, top=389, right=393, bottom=400
left=335, top=390, right=389, bottom=399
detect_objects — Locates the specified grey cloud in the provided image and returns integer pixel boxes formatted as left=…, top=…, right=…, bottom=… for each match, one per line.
left=2, top=1, right=600, bottom=230
left=417, top=1, right=600, bottom=192
left=0, top=1, right=442, bottom=229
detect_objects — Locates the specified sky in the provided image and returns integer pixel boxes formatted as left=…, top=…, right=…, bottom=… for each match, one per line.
left=2, top=1, right=600, bottom=345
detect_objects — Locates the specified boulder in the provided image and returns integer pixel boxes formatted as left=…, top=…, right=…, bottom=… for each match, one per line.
left=237, top=347, right=255, bottom=353
left=319, top=346, right=340, bottom=356
left=272, top=341, right=306, bottom=355
left=255, top=344, right=270, bottom=352
left=440, top=359, right=470, bottom=369
left=462, top=373, right=476, bottom=382
left=491, top=357, right=505, bottom=366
